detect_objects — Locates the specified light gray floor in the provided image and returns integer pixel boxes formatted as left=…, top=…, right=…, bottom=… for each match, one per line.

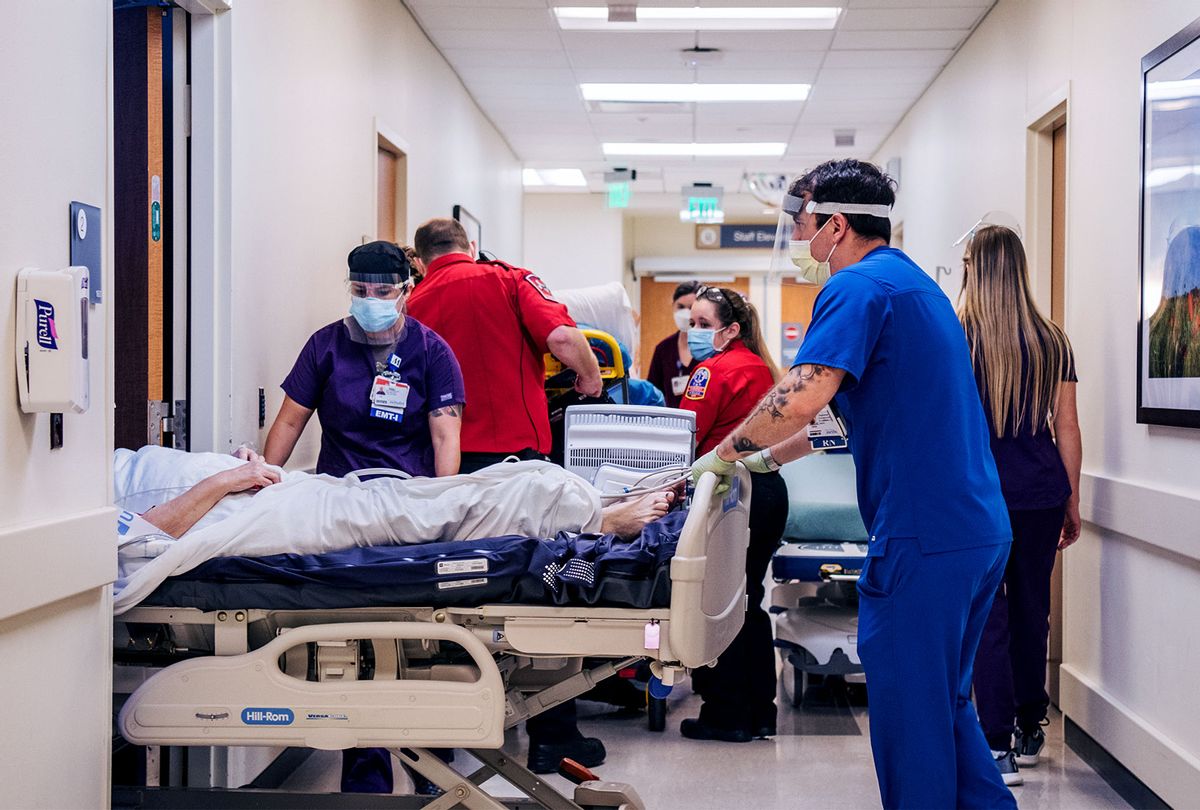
left=284, top=675, right=1131, bottom=809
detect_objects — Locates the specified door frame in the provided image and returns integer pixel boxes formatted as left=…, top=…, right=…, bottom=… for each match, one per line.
left=375, top=118, right=410, bottom=244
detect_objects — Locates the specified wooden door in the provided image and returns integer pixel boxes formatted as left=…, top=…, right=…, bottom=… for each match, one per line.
left=638, top=276, right=750, bottom=373
left=377, top=146, right=398, bottom=243
left=114, top=6, right=171, bottom=450
left=1047, top=121, right=1067, bottom=704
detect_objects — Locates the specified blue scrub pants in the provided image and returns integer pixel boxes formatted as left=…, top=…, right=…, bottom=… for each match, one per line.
left=857, top=537, right=1016, bottom=810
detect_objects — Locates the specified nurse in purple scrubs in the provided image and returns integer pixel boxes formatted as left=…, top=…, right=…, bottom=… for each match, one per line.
left=261, top=240, right=466, bottom=479
left=256, top=240, right=466, bottom=795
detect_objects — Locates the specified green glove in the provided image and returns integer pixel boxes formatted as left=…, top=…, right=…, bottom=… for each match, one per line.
left=691, top=448, right=736, bottom=493
left=741, top=448, right=782, bottom=474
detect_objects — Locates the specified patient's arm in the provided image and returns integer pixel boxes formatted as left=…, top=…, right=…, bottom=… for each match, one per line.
left=428, top=404, right=462, bottom=476
left=141, top=461, right=281, bottom=538
left=263, top=395, right=315, bottom=468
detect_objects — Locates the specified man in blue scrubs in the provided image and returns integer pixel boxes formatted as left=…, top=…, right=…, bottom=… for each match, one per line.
left=691, top=159, right=1016, bottom=809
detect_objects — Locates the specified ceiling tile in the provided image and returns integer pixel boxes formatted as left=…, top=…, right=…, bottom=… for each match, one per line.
left=406, top=6, right=556, bottom=31
left=845, top=0, right=992, bottom=7
left=466, top=81, right=581, bottom=102
left=588, top=112, right=696, bottom=140
left=456, top=66, right=577, bottom=85
left=832, top=29, right=967, bottom=50
left=440, top=48, right=571, bottom=69
left=425, top=29, right=563, bottom=50
left=406, top=0, right=549, bottom=6
left=696, top=123, right=796, bottom=142
left=693, top=67, right=820, bottom=84
left=840, top=7, right=987, bottom=30
left=816, top=65, right=942, bottom=87
left=694, top=30, right=835, bottom=52
left=559, top=31, right=697, bottom=51
left=694, top=101, right=804, bottom=126
left=821, top=48, right=953, bottom=68
left=572, top=67, right=697, bottom=82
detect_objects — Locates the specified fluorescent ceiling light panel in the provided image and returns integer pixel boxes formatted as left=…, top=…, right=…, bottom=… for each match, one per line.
left=603, top=142, right=787, bottom=157
left=554, top=6, right=841, bottom=31
left=581, top=83, right=810, bottom=103
left=523, top=168, right=588, bottom=187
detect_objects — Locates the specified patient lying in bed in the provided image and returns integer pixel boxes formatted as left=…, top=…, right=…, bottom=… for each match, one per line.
left=113, top=446, right=674, bottom=613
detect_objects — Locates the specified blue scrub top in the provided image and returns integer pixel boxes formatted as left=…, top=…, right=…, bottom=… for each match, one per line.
left=793, top=246, right=1010, bottom=555
left=282, top=317, right=466, bottom=478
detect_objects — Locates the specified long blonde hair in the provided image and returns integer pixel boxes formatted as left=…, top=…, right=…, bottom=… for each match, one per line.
left=958, top=226, right=1072, bottom=437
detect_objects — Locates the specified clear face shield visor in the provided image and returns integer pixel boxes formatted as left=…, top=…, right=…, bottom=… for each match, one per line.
left=768, top=190, right=893, bottom=285
left=953, top=210, right=1023, bottom=248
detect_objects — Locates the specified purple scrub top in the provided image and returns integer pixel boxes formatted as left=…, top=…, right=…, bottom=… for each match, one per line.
left=282, top=317, right=466, bottom=478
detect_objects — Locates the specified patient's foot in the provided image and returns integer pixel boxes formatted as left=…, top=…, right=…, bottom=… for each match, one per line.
left=601, top=491, right=673, bottom=538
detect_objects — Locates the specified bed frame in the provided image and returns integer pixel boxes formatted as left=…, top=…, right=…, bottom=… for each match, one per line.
left=113, top=467, right=751, bottom=810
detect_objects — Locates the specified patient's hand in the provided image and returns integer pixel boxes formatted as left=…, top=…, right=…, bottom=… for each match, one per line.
left=216, top=459, right=281, bottom=495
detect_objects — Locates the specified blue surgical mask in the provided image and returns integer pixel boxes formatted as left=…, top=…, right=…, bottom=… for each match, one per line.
left=350, top=297, right=400, bottom=333
left=688, top=327, right=723, bottom=362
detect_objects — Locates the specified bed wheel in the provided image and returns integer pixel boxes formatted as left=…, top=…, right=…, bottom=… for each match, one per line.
left=647, top=695, right=667, bottom=731
left=791, top=667, right=809, bottom=708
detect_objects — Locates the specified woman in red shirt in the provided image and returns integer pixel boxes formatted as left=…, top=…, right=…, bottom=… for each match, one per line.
left=679, top=285, right=789, bottom=742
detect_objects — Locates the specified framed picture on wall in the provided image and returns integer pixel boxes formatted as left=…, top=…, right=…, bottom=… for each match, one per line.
left=1138, top=15, right=1200, bottom=427
left=452, top=204, right=482, bottom=254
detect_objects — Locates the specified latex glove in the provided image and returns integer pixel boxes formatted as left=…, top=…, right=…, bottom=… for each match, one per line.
left=691, top=448, right=736, bottom=493
left=741, top=448, right=782, bottom=474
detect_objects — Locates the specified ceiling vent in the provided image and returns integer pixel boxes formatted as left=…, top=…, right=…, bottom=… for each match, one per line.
left=834, top=129, right=856, bottom=148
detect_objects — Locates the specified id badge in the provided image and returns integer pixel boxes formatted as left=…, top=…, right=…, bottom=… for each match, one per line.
left=807, top=405, right=848, bottom=450
left=369, top=376, right=410, bottom=423
left=671, top=375, right=689, bottom=397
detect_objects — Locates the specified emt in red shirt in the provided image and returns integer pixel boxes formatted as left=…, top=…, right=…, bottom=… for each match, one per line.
left=408, top=217, right=605, bottom=775
left=408, top=218, right=602, bottom=472
left=679, top=285, right=789, bottom=743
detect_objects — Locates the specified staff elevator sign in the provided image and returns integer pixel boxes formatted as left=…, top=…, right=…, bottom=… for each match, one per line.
left=696, top=223, right=776, bottom=250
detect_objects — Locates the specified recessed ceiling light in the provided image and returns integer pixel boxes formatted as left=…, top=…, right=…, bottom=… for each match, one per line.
left=581, top=83, right=810, bottom=103
left=603, top=142, right=787, bottom=157
left=554, top=6, right=841, bottom=31
left=523, top=168, right=588, bottom=187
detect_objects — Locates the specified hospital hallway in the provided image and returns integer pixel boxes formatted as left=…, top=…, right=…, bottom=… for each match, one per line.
left=7, top=0, right=1200, bottom=808
left=277, top=680, right=1135, bottom=809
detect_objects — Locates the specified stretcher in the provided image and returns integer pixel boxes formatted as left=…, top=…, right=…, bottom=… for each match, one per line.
left=114, top=467, right=751, bottom=810
left=770, top=454, right=868, bottom=709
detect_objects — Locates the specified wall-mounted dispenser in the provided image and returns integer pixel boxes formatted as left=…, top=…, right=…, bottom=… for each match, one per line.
left=15, top=266, right=90, bottom=413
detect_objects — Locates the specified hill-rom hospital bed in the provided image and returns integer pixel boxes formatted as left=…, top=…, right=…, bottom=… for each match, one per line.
left=114, top=466, right=751, bottom=810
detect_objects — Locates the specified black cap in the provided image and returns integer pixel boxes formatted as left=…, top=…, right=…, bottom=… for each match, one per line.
left=347, top=241, right=412, bottom=282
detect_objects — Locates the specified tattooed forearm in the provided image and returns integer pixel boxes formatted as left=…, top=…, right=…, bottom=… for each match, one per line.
left=732, top=436, right=765, bottom=453
left=429, top=405, right=462, bottom=418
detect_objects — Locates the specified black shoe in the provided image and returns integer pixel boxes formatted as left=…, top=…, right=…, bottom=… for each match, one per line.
left=679, top=717, right=753, bottom=743
left=527, top=737, right=606, bottom=774
left=410, top=773, right=443, bottom=797
left=752, top=705, right=777, bottom=738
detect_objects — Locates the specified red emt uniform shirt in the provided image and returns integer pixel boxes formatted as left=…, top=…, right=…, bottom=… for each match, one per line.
left=407, top=252, right=576, bottom=455
left=680, top=339, right=776, bottom=456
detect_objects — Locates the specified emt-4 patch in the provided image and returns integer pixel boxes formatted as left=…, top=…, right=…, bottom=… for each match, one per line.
left=685, top=367, right=710, bottom=400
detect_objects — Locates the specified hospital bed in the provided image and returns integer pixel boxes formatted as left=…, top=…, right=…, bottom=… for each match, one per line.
left=770, top=453, right=868, bottom=708
left=114, top=466, right=751, bottom=810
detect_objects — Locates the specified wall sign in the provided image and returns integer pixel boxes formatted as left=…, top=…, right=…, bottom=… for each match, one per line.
left=695, top=223, right=776, bottom=250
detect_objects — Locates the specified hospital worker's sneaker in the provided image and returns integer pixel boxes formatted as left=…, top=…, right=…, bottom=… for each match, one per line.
left=1015, top=725, right=1046, bottom=767
left=992, top=749, right=1023, bottom=787
left=527, top=737, right=606, bottom=774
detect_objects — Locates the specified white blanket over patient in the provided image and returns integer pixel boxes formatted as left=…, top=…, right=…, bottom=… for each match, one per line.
left=113, top=447, right=602, bottom=614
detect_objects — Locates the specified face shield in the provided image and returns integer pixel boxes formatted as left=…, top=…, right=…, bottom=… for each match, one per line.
left=769, top=188, right=893, bottom=285
left=344, top=272, right=413, bottom=345
left=953, top=210, right=1023, bottom=248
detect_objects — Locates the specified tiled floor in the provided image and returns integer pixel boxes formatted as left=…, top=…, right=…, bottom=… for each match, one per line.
left=285, top=675, right=1131, bottom=809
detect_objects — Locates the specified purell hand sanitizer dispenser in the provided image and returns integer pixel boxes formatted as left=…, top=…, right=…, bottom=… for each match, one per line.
left=15, top=266, right=90, bottom=413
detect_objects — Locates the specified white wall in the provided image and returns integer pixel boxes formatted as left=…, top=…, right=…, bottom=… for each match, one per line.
left=217, top=0, right=524, bottom=469
left=873, top=1, right=1200, bottom=804
left=523, top=193, right=625, bottom=291
left=0, top=2, right=115, bottom=806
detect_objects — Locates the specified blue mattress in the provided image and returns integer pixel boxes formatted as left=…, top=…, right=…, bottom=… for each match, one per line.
left=143, top=510, right=687, bottom=611
left=778, top=453, right=868, bottom=543
left=772, top=541, right=868, bottom=582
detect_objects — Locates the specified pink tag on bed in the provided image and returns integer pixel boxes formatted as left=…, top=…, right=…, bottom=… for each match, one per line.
left=644, top=621, right=660, bottom=650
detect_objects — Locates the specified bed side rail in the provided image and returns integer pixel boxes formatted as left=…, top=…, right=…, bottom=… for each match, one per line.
left=119, top=621, right=504, bottom=750
left=667, top=465, right=752, bottom=669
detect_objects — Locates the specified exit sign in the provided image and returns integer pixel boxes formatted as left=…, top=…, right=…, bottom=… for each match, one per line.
left=682, top=197, right=724, bottom=223
left=607, top=182, right=631, bottom=208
